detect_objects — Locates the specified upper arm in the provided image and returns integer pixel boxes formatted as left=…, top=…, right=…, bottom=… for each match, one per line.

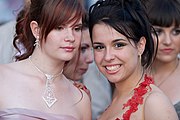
left=79, top=89, right=92, bottom=120
left=144, top=91, right=178, bottom=120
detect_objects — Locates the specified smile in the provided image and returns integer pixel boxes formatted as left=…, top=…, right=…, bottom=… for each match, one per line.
left=105, top=65, right=121, bottom=72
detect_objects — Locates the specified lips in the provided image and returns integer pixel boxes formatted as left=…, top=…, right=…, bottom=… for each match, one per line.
left=105, top=64, right=121, bottom=74
left=160, top=48, right=173, bottom=54
left=79, top=68, right=88, bottom=74
left=61, top=46, right=75, bottom=52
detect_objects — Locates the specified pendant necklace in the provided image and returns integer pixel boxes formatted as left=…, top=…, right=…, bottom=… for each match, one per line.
left=29, top=56, right=63, bottom=108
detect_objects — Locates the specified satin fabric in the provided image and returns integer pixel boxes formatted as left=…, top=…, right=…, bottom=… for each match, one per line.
left=0, top=108, right=78, bottom=120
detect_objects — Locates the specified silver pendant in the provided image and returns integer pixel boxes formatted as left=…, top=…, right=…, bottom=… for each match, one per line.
left=42, top=74, right=57, bottom=108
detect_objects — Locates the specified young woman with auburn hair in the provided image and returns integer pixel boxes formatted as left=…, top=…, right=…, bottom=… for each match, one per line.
left=0, top=0, right=91, bottom=120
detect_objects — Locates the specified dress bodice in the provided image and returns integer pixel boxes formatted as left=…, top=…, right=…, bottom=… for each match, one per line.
left=0, top=108, right=78, bottom=120
left=116, top=74, right=154, bottom=120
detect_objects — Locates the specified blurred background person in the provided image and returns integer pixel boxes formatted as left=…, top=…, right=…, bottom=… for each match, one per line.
left=144, top=0, right=180, bottom=118
left=64, top=14, right=93, bottom=81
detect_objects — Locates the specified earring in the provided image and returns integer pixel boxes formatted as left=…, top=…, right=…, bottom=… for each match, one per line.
left=34, top=36, right=40, bottom=47
left=138, top=54, right=142, bottom=64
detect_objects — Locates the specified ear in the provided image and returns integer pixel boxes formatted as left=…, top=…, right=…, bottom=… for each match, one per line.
left=30, top=21, right=40, bottom=39
left=137, top=37, right=146, bottom=55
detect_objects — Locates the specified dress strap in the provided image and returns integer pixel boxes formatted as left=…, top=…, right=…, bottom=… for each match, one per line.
left=116, top=74, right=154, bottom=120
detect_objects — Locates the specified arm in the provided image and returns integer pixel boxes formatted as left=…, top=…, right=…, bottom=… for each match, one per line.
left=74, top=82, right=91, bottom=100
left=79, top=89, right=92, bottom=120
left=144, top=91, right=178, bottom=120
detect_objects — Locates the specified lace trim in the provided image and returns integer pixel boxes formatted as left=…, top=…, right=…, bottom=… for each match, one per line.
left=115, top=74, right=154, bottom=120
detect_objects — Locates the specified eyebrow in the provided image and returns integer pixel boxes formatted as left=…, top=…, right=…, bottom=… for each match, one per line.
left=81, top=43, right=90, bottom=48
left=93, top=38, right=127, bottom=44
left=72, top=23, right=83, bottom=28
left=113, top=38, right=127, bottom=42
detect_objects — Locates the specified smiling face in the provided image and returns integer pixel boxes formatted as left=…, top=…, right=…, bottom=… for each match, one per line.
left=152, top=25, right=180, bottom=63
left=41, top=19, right=83, bottom=61
left=92, top=23, right=144, bottom=83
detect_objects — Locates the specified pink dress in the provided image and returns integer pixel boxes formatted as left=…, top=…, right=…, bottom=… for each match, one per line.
left=0, top=108, right=78, bottom=120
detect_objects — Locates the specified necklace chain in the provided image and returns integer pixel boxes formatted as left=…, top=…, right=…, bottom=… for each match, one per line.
left=156, top=58, right=179, bottom=87
left=29, top=56, right=63, bottom=108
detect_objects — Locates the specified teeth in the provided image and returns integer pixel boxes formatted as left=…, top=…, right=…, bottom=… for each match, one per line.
left=106, top=65, right=120, bottom=71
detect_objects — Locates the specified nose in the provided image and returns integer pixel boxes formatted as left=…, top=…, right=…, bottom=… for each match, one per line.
left=86, top=48, right=93, bottom=64
left=163, top=33, right=172, bottom=45
left=104, top=48, right=115, bottom=62
left=64, top=28, right=75, bottom=43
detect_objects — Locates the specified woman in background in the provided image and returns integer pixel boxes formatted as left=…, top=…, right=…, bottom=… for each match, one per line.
left=64, top=14, right=93, bottom=98
left=64, top=14, right=93, bottom=81
left=144, top=0, right=180, bottom=118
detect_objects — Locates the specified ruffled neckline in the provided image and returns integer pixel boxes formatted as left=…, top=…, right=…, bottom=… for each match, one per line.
left=116, top=74, right=154, bottom=120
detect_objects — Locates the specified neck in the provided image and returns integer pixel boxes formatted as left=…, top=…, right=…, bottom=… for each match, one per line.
left=152, top=58, right=179, bottom=86
left=153, top=58, right=179, bottom=75
left=29, top=54, right=64, bottom=76
left=115, top=67, right=144, bottom=97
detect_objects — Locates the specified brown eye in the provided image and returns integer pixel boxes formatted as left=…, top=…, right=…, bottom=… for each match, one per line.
left=114, top=42, right=126, bottom=48
left=74, top=26, right=82, bottom=32
left=172, top=29, right=180, bottom=36
left=93, top=45, right=105, bottom=51
left=154, top=28, right=162, bottom=36
left=55, top=26, right=64, bottom=31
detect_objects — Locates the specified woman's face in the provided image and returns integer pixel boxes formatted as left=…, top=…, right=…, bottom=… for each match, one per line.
left=92, top=23, right=143, bottom=83
left=153, top=25, right=180, bottom=62
left=74, top=29, right=93, bottom=80
left=63, top=28, right=93, bottom=80
left=42, top=19, right=83, bottom=62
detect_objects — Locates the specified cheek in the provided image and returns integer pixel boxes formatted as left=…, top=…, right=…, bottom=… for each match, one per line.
left=94, top=51, right=103, bottom=64
left=74, top=33, right=82, bottom=45
left=78, top=55, right=85, bottom=65
left=174, top=38, right=180, bottom=50
left=46, top=34, right=60, bottom=47
left=123, top=50, right=139, bottom=67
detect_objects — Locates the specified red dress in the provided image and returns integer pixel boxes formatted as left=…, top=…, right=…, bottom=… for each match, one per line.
left=116, top=74, right=154, bottom=120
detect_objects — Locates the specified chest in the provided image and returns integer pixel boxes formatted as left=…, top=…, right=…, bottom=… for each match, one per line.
left=0, top=77, right=79, bottom=113
left=160, top=81, right=180, bottom=104
left=99, top=101, right=144, bottom=120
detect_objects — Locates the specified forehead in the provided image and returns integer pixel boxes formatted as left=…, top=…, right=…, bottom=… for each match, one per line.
left=92, top=23, right=127, bottom=42
left=66, top=18, right=82, bottom=27
left=82, top=29, right=90, bottom=40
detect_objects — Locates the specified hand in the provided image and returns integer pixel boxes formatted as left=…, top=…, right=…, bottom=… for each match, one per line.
left=74, top=82, right=91, bottom=101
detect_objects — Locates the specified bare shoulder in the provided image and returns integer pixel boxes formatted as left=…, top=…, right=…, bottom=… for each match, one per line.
left=70, top=82, right=91, bottom=120
left=0, top=62, right=20, bottom=75
left=0, top=61, right=27, bottom=83
left=0, top=63, right=14, bottom=79
left=78, top=89, right=92, bottom=120
left=144, top=84, right=178, bottom=120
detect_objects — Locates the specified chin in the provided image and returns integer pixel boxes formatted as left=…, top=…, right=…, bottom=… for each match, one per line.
left=75, top=75, right=83, bottom=81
